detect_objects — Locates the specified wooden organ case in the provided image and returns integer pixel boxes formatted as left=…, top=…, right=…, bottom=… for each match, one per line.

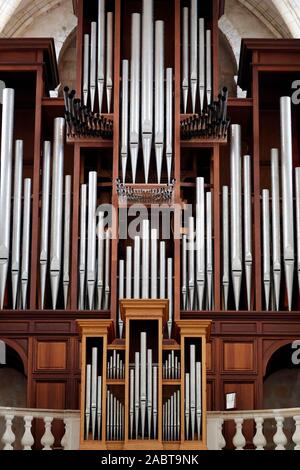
left=1, top=0, right=300, bottom=451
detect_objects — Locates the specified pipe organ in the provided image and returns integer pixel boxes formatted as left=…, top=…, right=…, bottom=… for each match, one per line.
left=77, top=308, right=211, bottom=450
left=2, top=0, right=300, bottom=454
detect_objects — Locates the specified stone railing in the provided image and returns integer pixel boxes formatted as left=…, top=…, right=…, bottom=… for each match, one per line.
left=2, top=406, right=300, bottom=450
left=0, top=407, right=80, bottom=450
left=207, top=408, right=300, bottom=450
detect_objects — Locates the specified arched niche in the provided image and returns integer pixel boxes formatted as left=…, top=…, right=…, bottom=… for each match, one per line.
left=263, top=342, right=300, bottom=450
left=0, top=341, right=28, bottom=450
left=58, top=27, right=77, bottom=94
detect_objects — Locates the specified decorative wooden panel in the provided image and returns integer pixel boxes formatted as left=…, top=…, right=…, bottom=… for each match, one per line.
left=206, top=380, right=214, bottom=411
left=206, top=342, right=212, bottom=372
left=223, top=382, right=256, bottom=449
left=223, top=342, right=254, bottom=372
left=36, top=341, right=67, bottom=370
left=34, top=381, right=66, bottom=449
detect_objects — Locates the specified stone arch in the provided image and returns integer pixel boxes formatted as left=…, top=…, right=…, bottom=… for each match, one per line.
left=57, top=26, right=77, bottom=92
left=263, top=339, right=295, bottom=376
left=0, top=338, right=28, bottom=376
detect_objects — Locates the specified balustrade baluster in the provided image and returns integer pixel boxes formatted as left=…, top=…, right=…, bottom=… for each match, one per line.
left=41, top=416, right=55, bottom=450
left=233, top=418, right=246, bottom=450
left=2, top=414, right=15, bottom=450
left=253, top=416, right=266, bottom=450
left=292, top=416, right=300, bottom=450
left=273, top=416, right=287, bottom=450
left=21, top=415, right=34, bottom=450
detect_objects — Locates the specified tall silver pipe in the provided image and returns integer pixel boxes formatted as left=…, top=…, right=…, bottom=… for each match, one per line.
left=196, top=177, right=205, bottom=310
left=118, top=259, right=124, bottom=338
left=296, top=168, right=300, bottom=297
left=129, top=368, right=134, bottom=438
left=87, top=172, right=97, bottom=310
left=106, top=12, right=113, bottom=113
left=154, top=20, right=164, bottom=184
left=126, top=246, right=132, bottom=299
left=134, top=352, right=140, bottom=438
left=190, top=0, right=197, bottom=113
left=129, top=13, right=141, bottom=183
left=141, top=0, right=153, bottom=184
left=0, top=88, right=14, bottom=309
left=190, top=345, right=196, bottom=438
left=97, top=0, right=105, bottom=113
left=151, top=229, right=158, bottom=299
left=167, top=258, right=173, bottom=339
left=206, top=30, right=212, bottom=106
left=280, top=96, right=294, bottom=311
left=91, top=347, right=98, bottom=439
left=90, top=22, right=97, bottom=111
left=166, top=68, right=173, bottom=185
left=147, top=349, right=152, bottom=438
left=11, top=140, right=23, bottom=309
left=160, top=241, right=166, bottom=298
left=106, top=390, right=110, bottom=440
left=79, top=184, right=87, bottom=309
left=244, top=155, right=252, bottom=311
left=83, top=34, right=89, bottom=106
left=134, top=236, right=140, bottom=299
left=40, top=141, right=51, bottom=310
left=222, top=186, right=229, bottom=310
left=97, top=376, right=102, bottom=440
left=140, top=332, right=147, bottom=439
left=104, top=228, right=110, bottom=310
left=152, top=365, right=158, bottom=440
left=63, top=175, right=71, bottom=309
left=109, top=391, right=113, bottom=440
left=121, top=60, right=129, bottom=183
left=188, top=216, right=195, bottom=310
left=185, top=372, right=190, bottom=440
left=196, top=361, right=202, bottom=439
left=50, top=118, right=65, bottom=310
left=262, top=189, right=271, bottom=310
left=21, top=178, right=31, bottom=309
left=182, top=7, right=189, bottom=114
left=271, top=149, right=281, bottom=311
left=198, top=18, right=205, bottom=112
left=182, top=234, right=187, bottom=310
left=97, top=212, right=105, bottom=310
left=230, top=125, right=242, bottom=310
left=206, top=192, right=213, bottom=310
left=85, top=364, right=91, bottom=439
left=177, top=390, right=180, bottom=441
left=142, top=219, right=149, bottom=299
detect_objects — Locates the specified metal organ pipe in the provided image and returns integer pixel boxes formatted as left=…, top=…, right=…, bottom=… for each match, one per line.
left=166, top=68, right=173, bottom=185
left=121, top=60, right=129, bottom=183
left=50, top=117, right=65, bottom=310
left=79, top=184, right=87, bottom=310
left=63, top=175, right=71, bottom=309
left=106, top=12, right=113, bottom=114
left=271, top=149, right=281, bottom=311
left=182, top=7, right=189, bottom=114
left=129, top=13, right=141, bottom=184
left=154, top=20, right=164, bottom=184
left=11, top=140, right=23, bottom=309
left=206, top=192, right=213, bottom=311
left=141, top=0, right=153, bottom=184
left=83, top=34, right=89, bottom=107
left=134, top=236, right=141, bottom=299
left=40, top=141, right=51, bottom=310
left=280, top=96, right=294, bottom=311
left=222, top=186, right=229, bottom=310
left=198, top=18, right=205, bottom=112
left=87, top=171, right=97, bottom=310
left=190, top=0, right=198, bottom=113
left=90, top=22, right=97, bottom=111
left=21, top=178, right=31, bottom=309
left=230, top=124, right=242, bottom=311
left=243, top=155, right=252, bottom=311
left=97, top=0, right=105, bottom=114
left=97, top=212, right=105, bottom=310
left=196, top=177, right=205, bottom=310
left=262, top=189, right=271, bottom=310
left=0, top=88, right=14, bottom=310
